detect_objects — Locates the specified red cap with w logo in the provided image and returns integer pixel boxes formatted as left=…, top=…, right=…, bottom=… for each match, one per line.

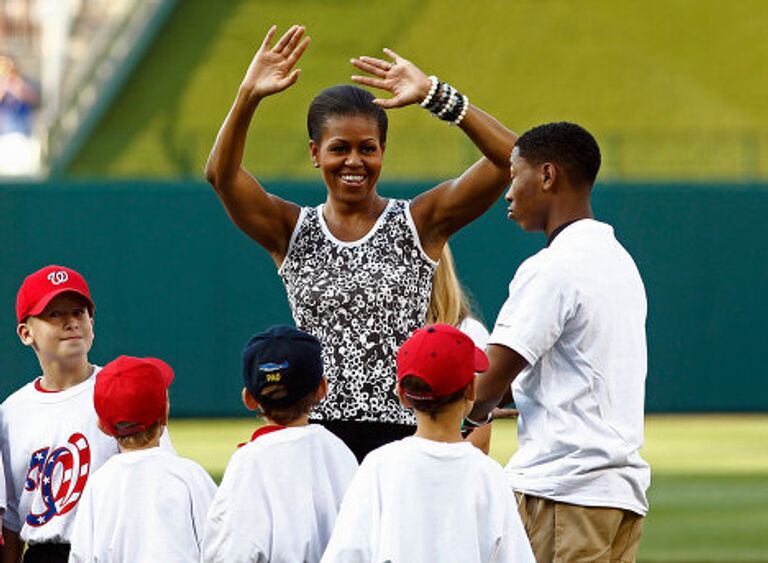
left=16, top=265, right=94, bottom=322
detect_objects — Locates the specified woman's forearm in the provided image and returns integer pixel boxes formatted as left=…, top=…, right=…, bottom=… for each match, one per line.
left=205, top=88, right=261, bottom=190
left=458, top=104, right=518, bottom=169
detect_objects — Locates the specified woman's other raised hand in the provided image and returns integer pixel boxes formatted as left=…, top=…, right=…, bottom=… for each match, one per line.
left=350, top=48, right=432, bottom=109
left=241, top=25, right=311, bottom=100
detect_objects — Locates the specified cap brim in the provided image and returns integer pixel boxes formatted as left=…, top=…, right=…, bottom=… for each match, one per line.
left=474, top=347, right=490, bottom=373
left=23, top=288, right=94, bottom=321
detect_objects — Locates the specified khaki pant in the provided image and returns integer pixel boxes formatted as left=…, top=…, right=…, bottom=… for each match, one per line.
left=515, top=493, right=644, bottom=563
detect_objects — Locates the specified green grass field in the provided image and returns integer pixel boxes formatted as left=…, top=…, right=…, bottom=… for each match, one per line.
left=68, top=0, right=768, bottom=180
left=168, top=414, right=768, bottom=562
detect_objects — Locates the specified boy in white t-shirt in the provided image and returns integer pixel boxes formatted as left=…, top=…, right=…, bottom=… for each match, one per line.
left=1, top=266, right=120, bottom=563
left=68, top=355, right=216, bottom=562
left=1, top=266, right=175, bottom=563
left=202, top=325, right=357, bottom=563
left=467, top=122, right=650, bottom=562
left=321, top=324, right=534, bottom=563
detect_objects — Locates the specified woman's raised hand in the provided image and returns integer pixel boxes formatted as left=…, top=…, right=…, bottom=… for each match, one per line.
left=350, top=49, right=432, bottom=109
left=241, top=25, right=310, bottom=99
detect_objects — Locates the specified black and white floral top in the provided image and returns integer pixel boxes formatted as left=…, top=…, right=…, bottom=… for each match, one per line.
left=279, top=199, right=436, bottom=424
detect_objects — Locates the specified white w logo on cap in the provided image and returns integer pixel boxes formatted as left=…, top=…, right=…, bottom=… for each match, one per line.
left=47, top=271, right=69, bottom=285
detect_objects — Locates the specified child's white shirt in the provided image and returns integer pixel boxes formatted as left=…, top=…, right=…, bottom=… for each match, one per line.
left=321, top=436, right=535, bottom=563
left=202, top=424, right=357, bottom=563
left=0, top=367, right=175, bottom=545
left=0, top=368, right=118, bottom=545
left=68, top=447, right=215, bottom=562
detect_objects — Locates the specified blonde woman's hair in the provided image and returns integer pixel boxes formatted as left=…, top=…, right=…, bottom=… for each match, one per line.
left=426, top=244, right=471, bottom=326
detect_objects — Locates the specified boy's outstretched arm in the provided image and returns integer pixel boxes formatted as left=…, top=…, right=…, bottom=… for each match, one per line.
left=468, top=344, right=528, bottom=423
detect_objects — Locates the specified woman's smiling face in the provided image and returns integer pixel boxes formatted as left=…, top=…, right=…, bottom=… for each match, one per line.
left=310, top=114, right=385, bottom=205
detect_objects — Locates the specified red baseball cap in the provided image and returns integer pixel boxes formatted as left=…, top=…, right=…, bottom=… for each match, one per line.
left=396, top=323, right=489, bottom=399
left=16, top=265, right=94, bottom=323
left=94, top=356, right=174, bottom=437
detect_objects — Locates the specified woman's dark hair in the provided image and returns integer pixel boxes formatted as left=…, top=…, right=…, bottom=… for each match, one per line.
left=516, top=122, right=601, bottom=188
left=307, top=85, right=388, bottom=144
left=399, top=375, right=468, bottom=420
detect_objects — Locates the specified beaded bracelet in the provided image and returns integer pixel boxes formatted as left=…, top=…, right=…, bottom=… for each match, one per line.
left=450, top=95, right=470, bottom=126
left=437, top=88, right=460, bottom=118
left=419, top=76, right=440, bottom=108
left=421, top=77, right=469, bottom=125
left=426, top=82, right=451, bottom=113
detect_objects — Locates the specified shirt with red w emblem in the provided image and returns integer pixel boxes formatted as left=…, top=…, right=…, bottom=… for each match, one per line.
left=0, top=368, right=118, bottom=544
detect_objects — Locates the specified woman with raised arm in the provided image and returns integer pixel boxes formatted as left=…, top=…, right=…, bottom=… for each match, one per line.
left=206, top=24, right=517, bottom=461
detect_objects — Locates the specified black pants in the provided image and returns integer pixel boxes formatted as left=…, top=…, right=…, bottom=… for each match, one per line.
left=314, top=420, right=415, bottom=463
left=23, top=543, right=70, bottom=563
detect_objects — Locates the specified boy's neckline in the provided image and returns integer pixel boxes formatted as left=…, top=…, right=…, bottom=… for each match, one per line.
left=35, top=363, right=96, bottom=392
left=413, top=430, right=464, bottom=444
left=34, top=378, right=61, bottom=393
left=238, top=424, right=287, bottom=448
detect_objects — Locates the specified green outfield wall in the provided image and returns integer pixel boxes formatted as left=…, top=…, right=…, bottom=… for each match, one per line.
left=1, top=181, right=766, bottom=415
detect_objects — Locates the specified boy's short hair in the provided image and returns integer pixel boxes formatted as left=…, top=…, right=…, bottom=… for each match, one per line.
left=396, top=323, right=489, bottom=406
left=398, top=375, right=469, bottom=418
left=16, top=265, right=94, bottom=322
left=242, top=325, right=324, bottom=416
left=256, top=389, right=324, bottom=426
left=94, top=356, right=174, bottom=437
left=115, top=421, right=163, bottom=449
left=516, top=122, right=601, bottom=188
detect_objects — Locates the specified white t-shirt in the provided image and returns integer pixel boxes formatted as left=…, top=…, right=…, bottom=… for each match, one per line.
left=0, top=368, right=118, bottom=545
left=321, top=436, right=535, bottom=563
left=458, top=316, right=490, bottom=349
left=68, top=447, right=215, bottom=562
left=0, top=368, right=175, bottom=544
left=489, top=219, right=650, bottom=515
left=202, top=425, right=357, bottom=563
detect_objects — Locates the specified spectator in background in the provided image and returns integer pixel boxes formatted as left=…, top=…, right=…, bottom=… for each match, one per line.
left=0, top=54, right=39, bottom=175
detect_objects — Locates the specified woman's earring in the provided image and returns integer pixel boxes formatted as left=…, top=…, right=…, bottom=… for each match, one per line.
left=312, top=161, right=320, bottom=168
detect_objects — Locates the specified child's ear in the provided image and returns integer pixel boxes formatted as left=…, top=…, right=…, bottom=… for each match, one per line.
left=241, top=387, right=261, bottom=411
left=96, top=419, right=113, bottom=437
left=396, top=382, right=412, bottom=408
left=161, top=398, right=170, bottom=425
left=17, top=322, right=33, bottom=347
left=314, top=378, right=328, bottom=402
left=465, top=376, right=477, bottom=402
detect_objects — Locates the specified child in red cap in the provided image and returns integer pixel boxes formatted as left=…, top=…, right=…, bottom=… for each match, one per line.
left=0, top=265, right=173, bottom=563
left=68, top=356, right=216, bottom=562
left=0, top=265, right=114, bottom=563
left=321, top=324, right=535, bottom=563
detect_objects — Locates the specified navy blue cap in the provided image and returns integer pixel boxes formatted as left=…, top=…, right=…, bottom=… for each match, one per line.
left=242, top=325, right=323, bottom=407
